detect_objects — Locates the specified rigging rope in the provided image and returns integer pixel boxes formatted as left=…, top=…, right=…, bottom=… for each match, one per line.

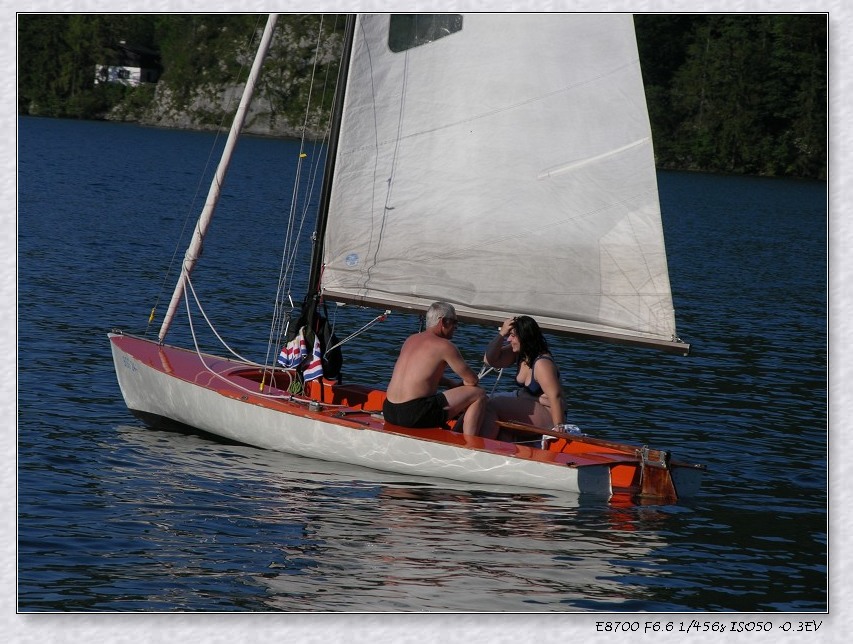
left=325, top=310, right=391, bottom=353
left=184, top=274, right=255, bottom=365
left=182, top=277, right=306, bottom=402
left=182, top=273, right=354, bottom=408
left=146, top=15, right=268, bottom=337
left=478, top=364, right=505, bottom=395
left=150, top=15, right=392, bottom=394
left=166, top=16, right=384, bottom=382
left=264, top=14, right=342, bottom=372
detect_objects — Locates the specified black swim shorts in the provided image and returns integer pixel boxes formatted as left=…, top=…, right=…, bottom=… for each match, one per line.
left=383, top=393, right=449, bottom=428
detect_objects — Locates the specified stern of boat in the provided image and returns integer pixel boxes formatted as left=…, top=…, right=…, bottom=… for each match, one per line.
left=540, top=431, right=705, bottom=502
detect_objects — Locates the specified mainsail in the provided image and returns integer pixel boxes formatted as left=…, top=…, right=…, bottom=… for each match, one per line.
left=107, top=13, right=705, bottom=501
left=318, top=14, right=687, bottom=353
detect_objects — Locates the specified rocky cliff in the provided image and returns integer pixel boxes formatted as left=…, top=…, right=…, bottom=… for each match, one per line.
left=104, top=20, right=343, bottom=140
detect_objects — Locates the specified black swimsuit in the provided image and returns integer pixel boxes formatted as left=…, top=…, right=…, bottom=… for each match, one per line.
left=383, top=393, right=449, bottom=428
left=516, top=355, right=555, bottom=396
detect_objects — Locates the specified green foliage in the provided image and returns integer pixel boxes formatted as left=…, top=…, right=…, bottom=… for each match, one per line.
left=18, top=13, right=826, bottom=179
left=152, top=14, right=261, bottom=106
left=262, top=14, right=347, bottom=132
left=635, top=14, right=826, bottom=179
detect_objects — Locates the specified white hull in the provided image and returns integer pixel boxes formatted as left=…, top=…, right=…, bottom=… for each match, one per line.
left=110, top=334, right=615, bottom=496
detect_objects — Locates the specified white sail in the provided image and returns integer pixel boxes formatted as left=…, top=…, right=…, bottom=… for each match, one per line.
left=108, top=13, right=704, bottom=501
left=319, top=14, right=685, bottom=352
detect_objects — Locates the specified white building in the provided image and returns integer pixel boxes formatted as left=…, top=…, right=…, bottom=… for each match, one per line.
left=95, top=42, right=161, bottom=87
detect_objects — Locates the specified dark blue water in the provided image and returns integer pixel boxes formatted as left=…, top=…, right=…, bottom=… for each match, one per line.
left=17, top=117, right=827, bottom=619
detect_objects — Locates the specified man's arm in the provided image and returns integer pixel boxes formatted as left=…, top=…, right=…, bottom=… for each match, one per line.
left=444, top=343, right=479, bottom=387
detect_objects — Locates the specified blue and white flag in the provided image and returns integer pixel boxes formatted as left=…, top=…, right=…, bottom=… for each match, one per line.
left=303, top=336, right=324, bottom=382
left=278, top=329, right=307, bottom=368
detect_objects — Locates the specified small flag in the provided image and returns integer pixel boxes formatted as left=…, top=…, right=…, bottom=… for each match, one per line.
left=278, top=329, right=307, bottom=367
left=303, top=336, right=324, bottom=382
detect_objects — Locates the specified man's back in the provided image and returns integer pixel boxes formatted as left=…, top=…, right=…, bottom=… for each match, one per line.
left=386, top=331, right=449, bottom=403
left=382, top=302, right=486, bottom=435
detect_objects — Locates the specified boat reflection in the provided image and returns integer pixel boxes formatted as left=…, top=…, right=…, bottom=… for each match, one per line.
left=112, top=425, right=678, bottom=611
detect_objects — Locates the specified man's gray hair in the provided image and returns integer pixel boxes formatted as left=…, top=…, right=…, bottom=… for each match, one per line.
left=425, top=301, right=455, bottom=328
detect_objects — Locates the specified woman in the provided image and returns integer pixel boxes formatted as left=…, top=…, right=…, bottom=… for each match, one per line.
left=479, top=315, right=566, bottom=440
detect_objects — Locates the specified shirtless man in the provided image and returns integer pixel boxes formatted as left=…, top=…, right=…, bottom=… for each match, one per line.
left=383, top=302, right=487, bottom=436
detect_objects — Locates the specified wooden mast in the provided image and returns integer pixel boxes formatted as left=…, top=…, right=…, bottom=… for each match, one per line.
left=158, top=15, right=279, bottom=343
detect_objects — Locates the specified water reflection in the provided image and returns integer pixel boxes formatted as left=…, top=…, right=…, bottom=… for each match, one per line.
left=107, top=425, right=678, bottom=612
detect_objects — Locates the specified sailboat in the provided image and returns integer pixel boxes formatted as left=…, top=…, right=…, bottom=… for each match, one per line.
left=109, top=14, right=705, bottom=502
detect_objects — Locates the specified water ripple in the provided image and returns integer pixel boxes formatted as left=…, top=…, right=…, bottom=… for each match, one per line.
left=17, top=118, right=826, bottom=612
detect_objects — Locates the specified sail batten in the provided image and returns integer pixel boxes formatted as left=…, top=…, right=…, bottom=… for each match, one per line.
left=538, top=138, right=652, bottom=179
left=320, top=14, right=687, bottom=353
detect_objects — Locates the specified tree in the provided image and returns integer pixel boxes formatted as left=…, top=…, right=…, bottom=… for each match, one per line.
left=17, top=13, right=827, bottom=179
left=636, top=14, right=826, bottom=178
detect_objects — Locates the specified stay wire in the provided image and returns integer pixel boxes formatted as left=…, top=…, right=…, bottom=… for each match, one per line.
left=182, top=273, right=355, bottom=409
left=265, top=15, right=336, bottom=371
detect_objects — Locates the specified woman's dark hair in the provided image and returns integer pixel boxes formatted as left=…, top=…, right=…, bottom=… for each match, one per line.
left=513, top=315, right=549, bottom=366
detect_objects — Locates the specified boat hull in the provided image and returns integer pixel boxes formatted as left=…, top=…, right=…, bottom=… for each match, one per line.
left=108, top=332, right=703, bottom=500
